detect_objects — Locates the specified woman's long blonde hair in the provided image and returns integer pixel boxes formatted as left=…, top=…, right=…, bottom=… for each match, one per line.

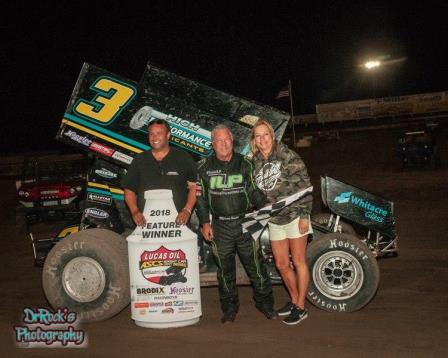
left=250, top=119, right=276, bottom=156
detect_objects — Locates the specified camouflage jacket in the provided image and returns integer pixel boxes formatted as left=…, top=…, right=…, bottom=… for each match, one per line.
left=252, top=142, right=312, bottom=225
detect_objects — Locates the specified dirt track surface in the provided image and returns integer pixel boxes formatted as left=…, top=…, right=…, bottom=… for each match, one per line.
left=2, top=127, right=448, bottom=357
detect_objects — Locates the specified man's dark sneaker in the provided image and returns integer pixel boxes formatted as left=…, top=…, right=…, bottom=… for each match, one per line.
left=257, top=306, right=278, bottom=320
left=221, top=310, right=237, bottom=324
left=276, top=301, right=295, bottom=316
left=282, top=307, right=308, bottom=325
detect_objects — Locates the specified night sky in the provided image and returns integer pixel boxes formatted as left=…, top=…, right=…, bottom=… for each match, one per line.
left=3, top=1, right=447, bottom=153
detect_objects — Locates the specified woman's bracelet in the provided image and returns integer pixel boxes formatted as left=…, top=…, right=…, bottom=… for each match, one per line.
left=182, top=207, right=192, bottom=215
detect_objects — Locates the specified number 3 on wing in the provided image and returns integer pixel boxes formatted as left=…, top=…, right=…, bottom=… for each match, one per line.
left=74, top=77, right=136, bottom=125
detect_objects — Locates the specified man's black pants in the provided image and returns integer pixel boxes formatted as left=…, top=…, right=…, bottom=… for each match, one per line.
left=210, top=218, right=274, bottom=314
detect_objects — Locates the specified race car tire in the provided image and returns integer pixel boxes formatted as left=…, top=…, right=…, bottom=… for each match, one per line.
left=311, top=213, right=357, bottom=236
left=43, top=228, right=130, bottom=322
left=307, top=233, right=379, bottom=312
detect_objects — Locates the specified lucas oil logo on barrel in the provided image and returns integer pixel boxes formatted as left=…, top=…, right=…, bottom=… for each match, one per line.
left=139, top=246, right=188, bottom=286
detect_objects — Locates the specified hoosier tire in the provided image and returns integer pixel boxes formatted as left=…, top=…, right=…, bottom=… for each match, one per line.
left=307, top=233, right=379, bottom=312
left=42, top=228, right=130, bottom=322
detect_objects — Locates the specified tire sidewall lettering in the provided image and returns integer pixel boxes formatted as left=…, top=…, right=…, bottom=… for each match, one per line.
left=307, top=234, right=380, bottom=313
left=42, top=230, right=129, bottom=322
left=329, top=238, right=369, bottom=261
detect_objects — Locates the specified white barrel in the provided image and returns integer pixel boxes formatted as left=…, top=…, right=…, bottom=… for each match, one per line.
left=126, top=189, right=201, bottom=328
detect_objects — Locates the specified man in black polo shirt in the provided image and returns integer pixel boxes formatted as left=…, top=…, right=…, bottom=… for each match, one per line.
left=122, top=119, right=197, bottom=226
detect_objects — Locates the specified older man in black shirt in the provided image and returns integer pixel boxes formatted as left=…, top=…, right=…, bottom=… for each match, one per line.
left=122, top=119, right=197, bottom=226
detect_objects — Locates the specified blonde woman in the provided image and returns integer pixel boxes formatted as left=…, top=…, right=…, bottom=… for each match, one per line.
left=250, top=119, right=313, bottom=325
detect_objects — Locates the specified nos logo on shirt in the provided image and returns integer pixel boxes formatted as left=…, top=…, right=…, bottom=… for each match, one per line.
left=209, top=174, right=243, bottom=189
